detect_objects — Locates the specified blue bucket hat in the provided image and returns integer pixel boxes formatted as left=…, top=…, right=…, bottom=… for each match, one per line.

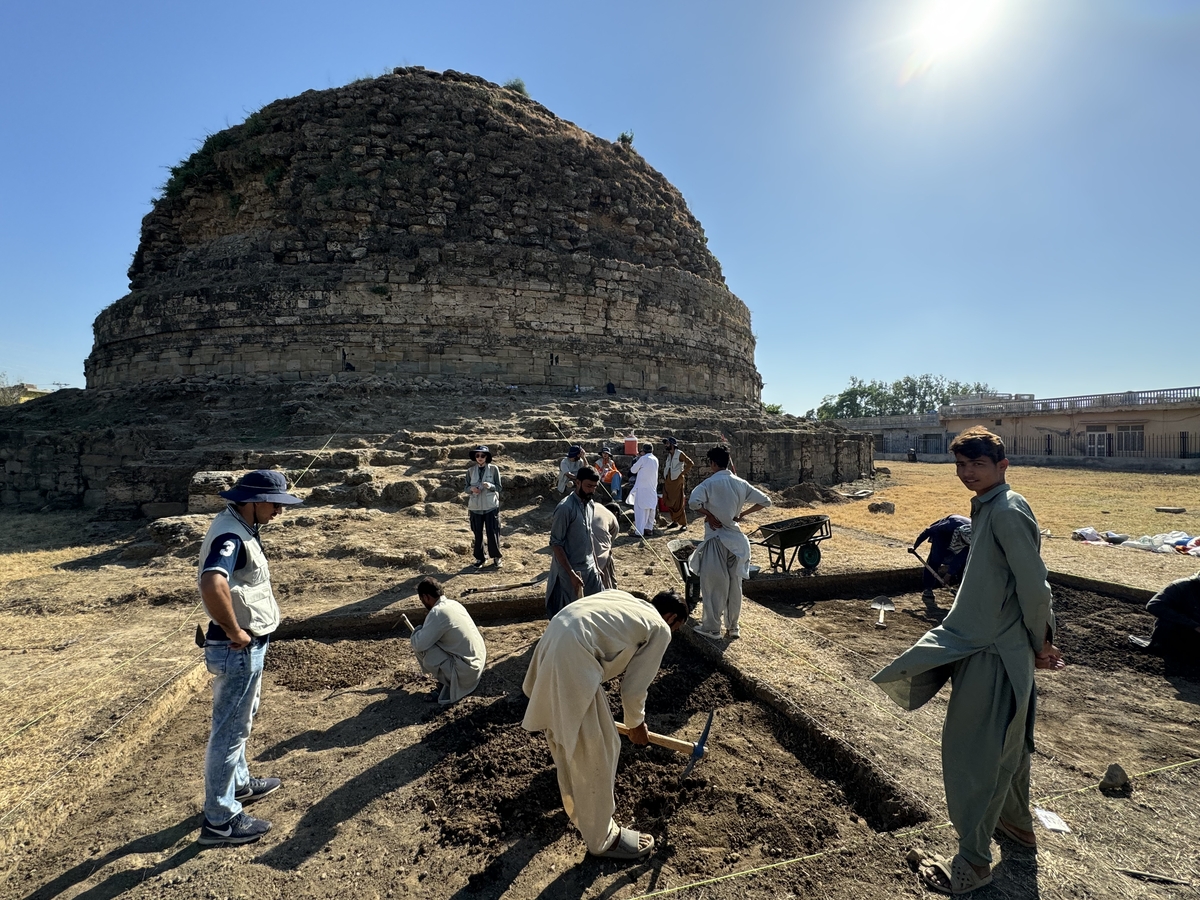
left=219, top=470, right=303, bottom=505
left=472, top=445, right=493, bottom=463
left=567, top=445, right=583, bottom=459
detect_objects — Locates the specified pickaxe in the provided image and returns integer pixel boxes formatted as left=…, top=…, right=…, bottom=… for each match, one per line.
left=907, top=546, right=948, bottom=587
left=616, top=709, right=714, bottom=778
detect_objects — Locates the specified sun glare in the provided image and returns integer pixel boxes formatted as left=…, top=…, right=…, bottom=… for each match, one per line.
left=900, top=0, right=1003, bottom=84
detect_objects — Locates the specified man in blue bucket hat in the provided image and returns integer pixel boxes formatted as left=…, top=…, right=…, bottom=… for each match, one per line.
left=196, top=470, right=302, bottom=846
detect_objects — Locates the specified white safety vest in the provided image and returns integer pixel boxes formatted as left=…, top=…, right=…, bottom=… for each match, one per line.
left=197, top=506, right=280, bottom=636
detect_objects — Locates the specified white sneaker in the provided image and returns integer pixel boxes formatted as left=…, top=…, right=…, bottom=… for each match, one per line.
left=726, top=628, right=740, bottom=639
left=694, top=628, right=724, bottom=641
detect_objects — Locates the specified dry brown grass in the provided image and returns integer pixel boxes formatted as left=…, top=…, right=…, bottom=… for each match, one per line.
left=837, top=462, right=1200, bottom=543
left=0, top=512, right=130, bottom=582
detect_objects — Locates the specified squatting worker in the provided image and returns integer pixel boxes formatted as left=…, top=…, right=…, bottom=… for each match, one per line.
left=546, top=466, right=605, bottom=617
left=196, top=469, right=302, bottom=846
left=558, top=445, right=588, bottom=494
left=661, top=437, right=694, bottom=531
left=687, top=446, right=771, bottom=641
left=409, top=578, right=487, bottom=705
left=522, top=589, right=688, bottom=861
left=1129, top=570, right=1200, bottom=654
left=872, top=428, right=1064, bottom=895
left=465, top=445, right=503, bottom=568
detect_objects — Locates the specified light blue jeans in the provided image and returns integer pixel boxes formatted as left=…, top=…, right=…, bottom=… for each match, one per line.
left=604, top=473, right=621, bottom=503
left=204, top=636, right=267, bottom=824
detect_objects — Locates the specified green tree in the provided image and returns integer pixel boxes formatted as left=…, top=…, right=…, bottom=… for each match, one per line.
left=0, top=373, right=23, bottom=406
left=813, top=375, right=990, bottom=419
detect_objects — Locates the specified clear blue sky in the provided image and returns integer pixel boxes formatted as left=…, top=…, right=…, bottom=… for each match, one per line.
left=1, top=0, right=1197, bottom=414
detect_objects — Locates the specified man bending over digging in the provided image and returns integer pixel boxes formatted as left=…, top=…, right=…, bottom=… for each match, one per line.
left=522, top=589, right=688, bottom=860
left=872, top=427, right=1064, bottom=894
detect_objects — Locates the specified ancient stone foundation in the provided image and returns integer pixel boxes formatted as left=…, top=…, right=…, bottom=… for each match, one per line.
left=0, top=382, right=871, bottom=517
left=86, top=67, right=760, bottom=402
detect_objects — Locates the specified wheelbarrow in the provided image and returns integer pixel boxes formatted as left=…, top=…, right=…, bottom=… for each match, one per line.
left=667, top=539, right=702, bottom=609
left=751, top=514, right=832, bottom=573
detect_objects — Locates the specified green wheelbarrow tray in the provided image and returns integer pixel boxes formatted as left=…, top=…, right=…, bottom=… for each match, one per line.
left=751, top=514, right=832, bottom=572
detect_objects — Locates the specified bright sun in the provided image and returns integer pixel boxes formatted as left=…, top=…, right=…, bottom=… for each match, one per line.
left=901, top=0, right=1003, bottom=83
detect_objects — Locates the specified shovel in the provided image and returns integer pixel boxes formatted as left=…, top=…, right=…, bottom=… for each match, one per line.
left=871, top=596, right=895, bottom=629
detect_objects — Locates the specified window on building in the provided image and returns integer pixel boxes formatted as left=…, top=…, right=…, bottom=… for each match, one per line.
left=1115, top=424, right=1144, bottom=455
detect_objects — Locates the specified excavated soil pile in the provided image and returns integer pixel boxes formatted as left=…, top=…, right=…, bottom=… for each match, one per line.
left=1050, top=585, right=1200, bottom=680
left=418, top=642, right=854, bottom=876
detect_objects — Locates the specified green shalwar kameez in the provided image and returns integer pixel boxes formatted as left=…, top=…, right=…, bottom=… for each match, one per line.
left=872, top=482, right=1055, bottom=867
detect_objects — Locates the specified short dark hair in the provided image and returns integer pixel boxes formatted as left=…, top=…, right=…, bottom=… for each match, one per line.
left=949, top=427, right=1006, bottom=463
left=706, top=446, right=731, bottom=469
left=650, top=589, right=688, bottom=622
left=576, top=465, right=600, bottom=483
left=416, top=578, right=444, bottom=601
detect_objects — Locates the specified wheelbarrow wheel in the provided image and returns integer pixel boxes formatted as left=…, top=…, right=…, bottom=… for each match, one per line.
left=799, top=543, right=821, bottom=570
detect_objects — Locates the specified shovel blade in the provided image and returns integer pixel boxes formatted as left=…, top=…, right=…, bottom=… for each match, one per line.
left=870, top=595, right=895, bottom=612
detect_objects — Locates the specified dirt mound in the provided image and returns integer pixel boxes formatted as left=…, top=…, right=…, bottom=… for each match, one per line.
left=421, top=643, right=846, bottom=877
left=267, top=636, right=415, bottom=690
left=781, top=482, right=846, bottom=504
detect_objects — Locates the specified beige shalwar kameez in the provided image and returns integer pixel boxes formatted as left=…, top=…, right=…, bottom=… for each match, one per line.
left=521, top=591, right=672, bottom=853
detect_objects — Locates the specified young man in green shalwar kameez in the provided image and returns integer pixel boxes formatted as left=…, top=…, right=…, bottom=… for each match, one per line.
left=872, top=427, right=1065, bottom=895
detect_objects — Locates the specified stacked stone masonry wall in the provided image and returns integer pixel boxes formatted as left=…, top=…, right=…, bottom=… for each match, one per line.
left=86, top=68, right=761, bottom=402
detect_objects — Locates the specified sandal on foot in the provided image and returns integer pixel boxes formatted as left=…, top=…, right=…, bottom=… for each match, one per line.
left=994, top=819, right=1037, bottom=850
left=591, top=826, right=654, bottom=860
left=918, top=854, right=992, bottom=895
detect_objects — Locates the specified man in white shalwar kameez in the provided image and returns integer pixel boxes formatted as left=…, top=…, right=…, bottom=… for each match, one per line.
left=687, top=446, right=771, bottom=640
left=627, top=443, right=660, bottom=536
left=522, top=589, right=687, bottom=860
left=409, top=578, right=487, bottom=706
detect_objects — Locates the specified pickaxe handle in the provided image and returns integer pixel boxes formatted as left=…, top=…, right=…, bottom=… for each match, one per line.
left=908, top=547, right=947, bottom=586
left=615, top=722, right=700, bottom=756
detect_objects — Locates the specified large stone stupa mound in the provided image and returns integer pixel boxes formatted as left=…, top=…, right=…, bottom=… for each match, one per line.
left=86, top=67, right=761, bottom=401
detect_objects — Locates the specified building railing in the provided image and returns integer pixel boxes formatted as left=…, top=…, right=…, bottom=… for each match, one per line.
left=878, top=431, right=1200, bottom=459
left=941, top=386, right=1200, bottom=418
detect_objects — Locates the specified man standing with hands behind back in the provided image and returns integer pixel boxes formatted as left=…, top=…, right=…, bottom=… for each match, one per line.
left=196, top=470, right=302, bottom=846
left=872, top=428, right=1064, bottom=895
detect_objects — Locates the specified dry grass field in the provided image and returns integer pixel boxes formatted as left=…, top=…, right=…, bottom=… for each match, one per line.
left=0, top=459, right=1197, bottom=898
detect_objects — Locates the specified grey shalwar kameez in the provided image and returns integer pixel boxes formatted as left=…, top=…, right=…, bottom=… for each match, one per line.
left=872, top=482, right=1055, bottom=867
left=410, top=597, right=487, bottom=705
left=546, top=492, right=604, bottom=617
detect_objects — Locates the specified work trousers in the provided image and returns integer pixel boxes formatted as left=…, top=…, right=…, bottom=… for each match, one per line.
left=470, top=509, right=501, bottom=562
left=204, top=636, right=268, bottom=824
left=543, top=690, right=621, bottom=854
left=697, top=540, right=743, bottom=635
left=662, top=476, right=687, bottom=528
left=943, top=650, right=1034, bottom=867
